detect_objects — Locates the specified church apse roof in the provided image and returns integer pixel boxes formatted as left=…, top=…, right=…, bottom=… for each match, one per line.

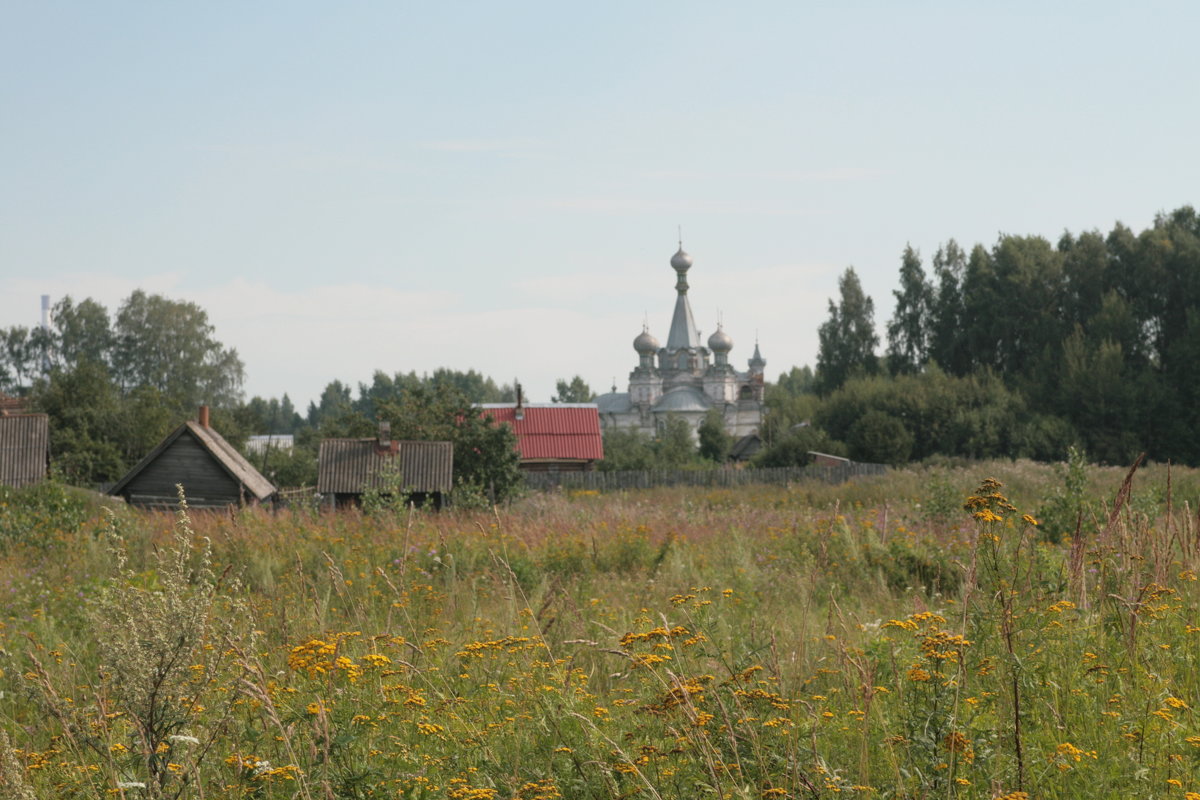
left=654, top=386, right=710, bottom=413
left=595, top=393, right=633, bottom=414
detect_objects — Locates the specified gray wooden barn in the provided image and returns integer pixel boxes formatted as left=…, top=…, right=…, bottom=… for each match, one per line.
left=0, top=413, right=49, bottom=488
left=318, top=425, right=452, bottom=509
left=110, top=407, right=275, bottom=509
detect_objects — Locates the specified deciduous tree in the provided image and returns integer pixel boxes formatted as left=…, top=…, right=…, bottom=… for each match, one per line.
left=697, top=409, right=731, bottom=462
left=552, top=375, right=595, bottom=403
left=111, top=290, right=244, bottom=412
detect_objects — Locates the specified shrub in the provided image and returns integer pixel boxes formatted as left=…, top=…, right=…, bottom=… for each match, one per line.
left=848, top=410, right=913, bottom=465
left=20, top=489, right=255, bottom=797
left=0, top=480, right=103, bottom=550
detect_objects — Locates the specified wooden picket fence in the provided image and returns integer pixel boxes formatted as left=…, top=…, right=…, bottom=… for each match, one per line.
left=521, top=462, right=887, bottom=492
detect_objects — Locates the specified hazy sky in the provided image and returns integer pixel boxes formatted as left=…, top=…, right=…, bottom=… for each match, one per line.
left=3, top=2, right=1197, bottom=409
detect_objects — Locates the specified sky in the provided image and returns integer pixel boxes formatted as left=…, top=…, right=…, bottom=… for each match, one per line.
left=2, top=2, right=1198, bottom=410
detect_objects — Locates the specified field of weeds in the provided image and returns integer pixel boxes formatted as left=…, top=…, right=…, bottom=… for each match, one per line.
left=3, top=458, right=1200, bottom=799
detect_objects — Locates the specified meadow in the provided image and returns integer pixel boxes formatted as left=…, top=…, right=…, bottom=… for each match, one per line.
left=2, top=458, right=1200, bottom=799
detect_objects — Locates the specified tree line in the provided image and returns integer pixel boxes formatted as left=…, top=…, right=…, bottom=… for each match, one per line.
left=0, top=294, right=523, bottom=499
left=0, top=292, right=245, bottom=483
left=6, top=205, right=1196, bottom=488
left=779, top=205, right=1200, bottom=466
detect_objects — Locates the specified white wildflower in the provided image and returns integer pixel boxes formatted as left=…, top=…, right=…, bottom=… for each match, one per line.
left=168, top=734, right=200, bottom=745
left=117, top=781, right=147, bottom=790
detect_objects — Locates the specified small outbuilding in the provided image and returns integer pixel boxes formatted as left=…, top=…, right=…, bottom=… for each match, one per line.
left=479, top=399, right=604, bottom=472
left=110, top=406, right=276, bottom=509
left=318, top=424, right=453, bottom=509
left=729, top=432, right=763, bottom=463
left=807, top=451, right=852, bottom=468
left=0, top=413, right=49, bottom=488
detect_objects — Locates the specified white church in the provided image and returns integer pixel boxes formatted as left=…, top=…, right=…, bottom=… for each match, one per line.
left=594, top=243, right=766, bottom=439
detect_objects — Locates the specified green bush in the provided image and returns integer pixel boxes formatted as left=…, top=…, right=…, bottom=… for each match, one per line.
left=848, top=410, right=913, bottom=465
left=1036, top=446, right=1091, bottom=543
left=0, top=480, right=104, bottom=549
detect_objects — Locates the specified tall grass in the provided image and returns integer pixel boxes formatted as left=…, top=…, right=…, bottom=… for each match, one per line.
left=3, top=460, right=1200, bottom=798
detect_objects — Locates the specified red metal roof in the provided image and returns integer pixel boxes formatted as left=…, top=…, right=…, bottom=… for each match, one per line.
left=480, top=405, right=604, bottom=461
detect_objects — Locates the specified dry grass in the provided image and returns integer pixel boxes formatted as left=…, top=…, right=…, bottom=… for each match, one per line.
left=3, top=460, right=1200, bottom=798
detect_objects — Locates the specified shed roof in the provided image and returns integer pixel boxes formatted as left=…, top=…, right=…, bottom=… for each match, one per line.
left=0, top=414, right=49, bottom=488
left=478, top=404, right=604, bottom=461
left=110, top=420, right=276, bottom=502
left=318, top=439, right=453, bottom=495
left=807, top=450, right=851, bottom=466
left=729, top=433, right=762, bottom=461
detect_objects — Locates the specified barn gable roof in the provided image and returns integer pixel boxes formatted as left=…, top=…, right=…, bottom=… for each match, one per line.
left=478, top=404, right=604, bottom=461
left=110, top=420, right=276, bottom=502
left=317, top=439, right=453, bottom=495
left=0, top=414, right=49, bottom=488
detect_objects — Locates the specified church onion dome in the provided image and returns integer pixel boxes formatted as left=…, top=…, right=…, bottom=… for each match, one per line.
left=707, top=324, right=733, bottom=353
left=670, top=247, right=693, bottom=271
left=633, top=326, right=660, bottom=354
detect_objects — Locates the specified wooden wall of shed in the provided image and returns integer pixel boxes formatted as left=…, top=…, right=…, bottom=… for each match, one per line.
left=122, top=432, right=244, bottom=507
left=519, top=459, right=595, bottom=473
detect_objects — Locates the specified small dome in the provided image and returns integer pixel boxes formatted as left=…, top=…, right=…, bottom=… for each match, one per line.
left=633, top=327, right=660, bottom=354
left=707, top=324, right=733, bottom=353
left=654, top=386, right=710, bottom=413
left=670, top=247, right=693, bottom=271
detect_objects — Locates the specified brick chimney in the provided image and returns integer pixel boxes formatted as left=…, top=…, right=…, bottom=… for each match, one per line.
left=198, top=405, right=210, bottom=427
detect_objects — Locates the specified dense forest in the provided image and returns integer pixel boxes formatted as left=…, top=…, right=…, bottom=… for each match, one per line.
left=2, top=206, right=1197, bottom=486
left=765, top=205, right=1200, bottom=468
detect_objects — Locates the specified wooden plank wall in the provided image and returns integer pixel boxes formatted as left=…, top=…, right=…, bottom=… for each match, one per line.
left=123, top=433, right=242, bottom=507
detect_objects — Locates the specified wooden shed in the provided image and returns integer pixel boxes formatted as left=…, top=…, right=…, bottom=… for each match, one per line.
left=110, top=407, right=275, bottom=509
left=807, top=451, right=852, bottom=468
left=0, top=413, right=49, bottom=488
left=729, top=433, right=763, bottom=463
left=318, top=425, right=453, bottom=509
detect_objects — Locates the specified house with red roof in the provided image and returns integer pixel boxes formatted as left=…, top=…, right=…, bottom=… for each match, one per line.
left=479, top=399, right=604, bottom=472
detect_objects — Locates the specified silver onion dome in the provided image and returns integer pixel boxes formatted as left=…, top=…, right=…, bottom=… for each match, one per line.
left=707, top=324, right=733, bottom=353
left=633, top=326, right=660, bottom=354
left=670, top=247, right=693, bottom=271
